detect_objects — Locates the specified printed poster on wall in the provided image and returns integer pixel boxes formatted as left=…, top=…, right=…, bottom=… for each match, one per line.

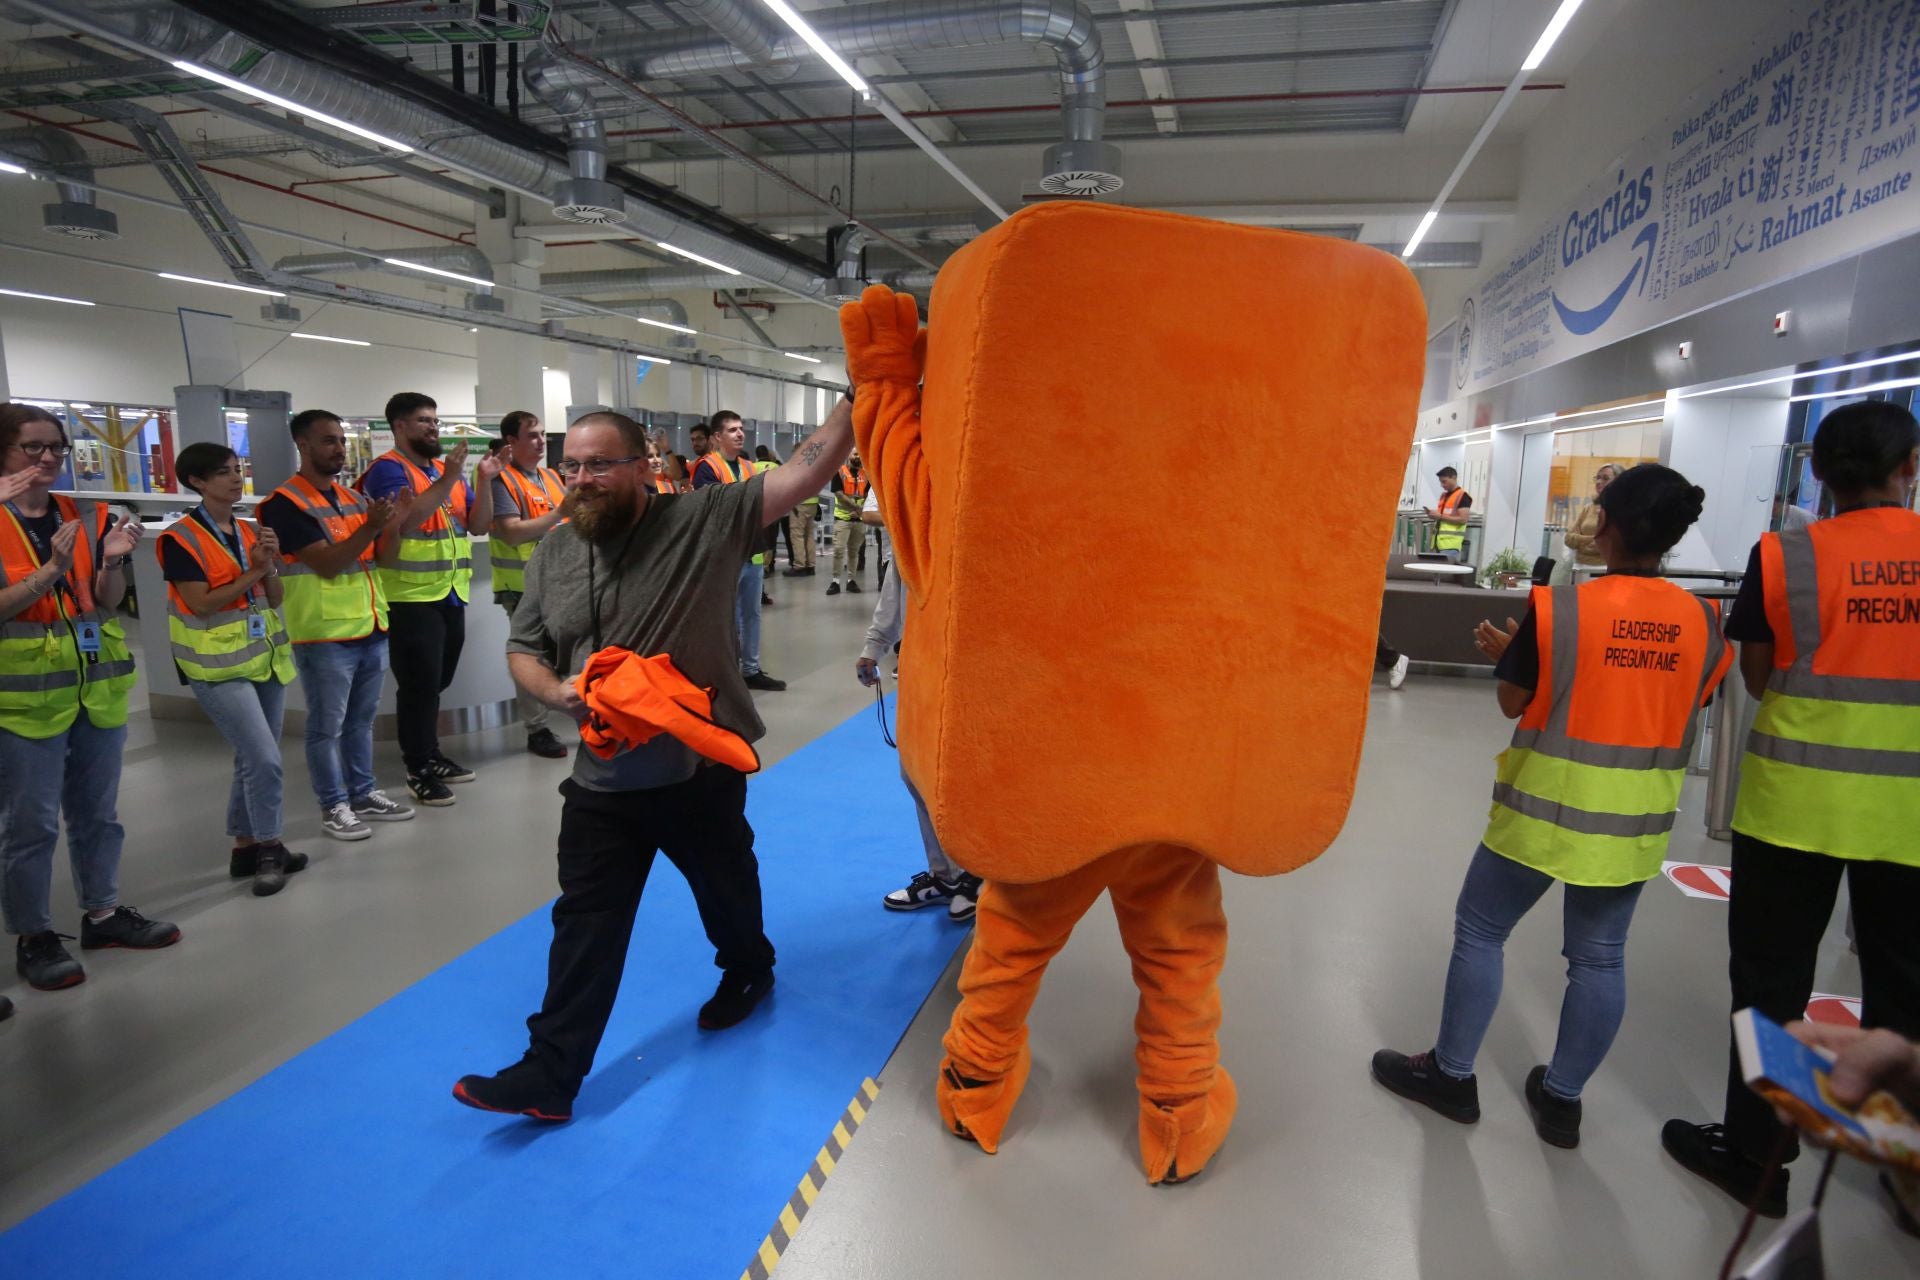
left=1452, top=0, right=1920, bottom=397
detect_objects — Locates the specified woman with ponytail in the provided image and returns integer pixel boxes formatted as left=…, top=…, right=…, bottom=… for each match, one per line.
left=1374, top=465, right=1733, bottom=1151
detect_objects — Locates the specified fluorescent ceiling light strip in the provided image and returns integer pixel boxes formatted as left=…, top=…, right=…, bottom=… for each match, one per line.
left=1552, top=414, right=1663, bottom=436
left=755, top=0, right=870, bottom=97
left=0, top=286, right=94, bottom=306
left=635, top=354, right=674, bottom=365
left=636, top=316, right=698, bottom=335
left=1522, top=0, right=1589, bottom=72
left=172, top=60, right=415, bottom=153
left=1402, top=210, right=1438, bottom=259
left=1678, top=348, right=1920, bottom=399
left=382, top=258, right=493, bottom=289
left=653, top=242, right=742, bottom=276
left=158, top=272, right=285, bottom=298
left=290, top=332, right=371, bottom=347
left=0, top=160, right=28, bottom=175
left=783, top=352, right=823, bottom=364
left=1789, top=376, right=1920, bottom=403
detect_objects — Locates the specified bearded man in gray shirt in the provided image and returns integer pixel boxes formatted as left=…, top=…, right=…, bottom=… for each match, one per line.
left=454, top=401, right=855, bottom=1122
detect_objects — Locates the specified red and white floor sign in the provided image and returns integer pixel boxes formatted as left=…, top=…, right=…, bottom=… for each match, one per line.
left=1805, top=994, right=1863, bottom=1028
left=1661, top=861, right=1732, bottom=901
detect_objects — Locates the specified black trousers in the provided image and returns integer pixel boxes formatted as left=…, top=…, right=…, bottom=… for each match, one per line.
left=526, top=767, right=777, bottom=1092
left=386, top=599, right=465, bottom=773
left=1722, top=831, right=1920, bottom=1163
left=1375, top=635, right=1402, bottom=669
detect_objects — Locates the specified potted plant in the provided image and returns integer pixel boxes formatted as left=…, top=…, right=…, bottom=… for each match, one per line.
left=1480, top=547, right=1532, bottom=590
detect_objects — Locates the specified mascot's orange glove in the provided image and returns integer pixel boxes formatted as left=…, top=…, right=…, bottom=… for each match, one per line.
left=840, top=285, right=932, bottom=596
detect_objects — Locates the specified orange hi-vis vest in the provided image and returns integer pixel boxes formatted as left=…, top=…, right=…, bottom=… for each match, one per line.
left=358, top=449, right=472, bottom=603
left=267, top=475, right=386, bottom=643
left=1434, top=486, right=1470, bottom=550
left=490, top=463, right=566, bottom=595
left=697, top=452, right=755, bottom=484
left=653, top=473, right=678, bottom=495
left=156, top=514, right=293, bottom=685
left=575, top=647, right=760, bottom=773
left=1734, top=506, right=1920, bottom=864
left=1483, top=576, right=1732, bottom=885
left=0, top=494, right=138, bottom=737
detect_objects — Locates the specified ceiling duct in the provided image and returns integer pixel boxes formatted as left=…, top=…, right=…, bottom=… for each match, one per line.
left=571, top=0, right=1121, bottom=196
left=576, top=297, right=697, bottom=347
left=522, top=46, right=626, bottom=225
left=825, top=224, right=873, bottom=303
left=6, top=0, right=829, bottom=302
left=0, top=126, right=121, bottom=239
left=538, top=265, right=764, bottom=296
left=273, top=245, right=496, bottom=283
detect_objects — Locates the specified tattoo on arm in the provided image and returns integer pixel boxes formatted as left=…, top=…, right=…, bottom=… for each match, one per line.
left=799, top=441, right=825, bottom=466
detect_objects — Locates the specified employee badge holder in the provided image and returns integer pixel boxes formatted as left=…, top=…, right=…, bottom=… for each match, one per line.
left=75, top=619, right=102, bottom=661
left=247, top=610, right=268, bottom=641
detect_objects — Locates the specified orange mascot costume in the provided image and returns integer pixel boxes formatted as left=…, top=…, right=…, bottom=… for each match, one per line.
left=841, top=203, right=1425, bottom=1184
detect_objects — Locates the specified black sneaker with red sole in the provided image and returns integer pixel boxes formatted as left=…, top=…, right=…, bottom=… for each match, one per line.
left=79, top=906, right=181, bottom=951
left=453, top=1055, right=574, bottom=1123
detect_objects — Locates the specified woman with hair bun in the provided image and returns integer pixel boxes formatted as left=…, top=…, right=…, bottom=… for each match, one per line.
left=1665, top=400, right=1920, bottom=1220
left=1374, top=464, right=1733, bottom=1151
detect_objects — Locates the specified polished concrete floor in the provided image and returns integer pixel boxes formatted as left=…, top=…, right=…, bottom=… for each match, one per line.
left=4, top=573, right=1917, bottom=1277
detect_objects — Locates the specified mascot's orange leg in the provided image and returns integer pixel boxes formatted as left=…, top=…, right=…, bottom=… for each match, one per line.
left=937, top=860, right=1111, bottom=1153
left=1110, top=846, right=1234, bottom=1185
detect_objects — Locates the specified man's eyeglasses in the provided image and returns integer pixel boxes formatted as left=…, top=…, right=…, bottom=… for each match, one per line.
left=11, top=441, right=70, bottom=460
left=557, top=456, right=639, bottom=479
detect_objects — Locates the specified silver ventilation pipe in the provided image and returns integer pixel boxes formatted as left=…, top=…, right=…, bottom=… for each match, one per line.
left=581, top=297, right=697, bottom=347
left=273, top=245, right=496, bottom=282
left=539, top=266, right=756, bottom=296
left=826, top=224, right=873, bottom=303
left=0, top=126, right=120, bottom=239
left=7, top=0, right=830, bottom=302
left=582, top=0, right=1120, bottom=195
left=679, top=0, right=784, bottom=63
left=521, top=46, right=626, bottom=225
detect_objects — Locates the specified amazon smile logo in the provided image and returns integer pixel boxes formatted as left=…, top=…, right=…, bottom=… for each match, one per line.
left=1552, top=221, right=1660, bottom=336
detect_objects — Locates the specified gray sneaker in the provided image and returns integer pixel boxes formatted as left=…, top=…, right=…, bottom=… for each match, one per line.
left=352, top=790, right=416, bottom=822
left=322, top=803, right=372, bottom=842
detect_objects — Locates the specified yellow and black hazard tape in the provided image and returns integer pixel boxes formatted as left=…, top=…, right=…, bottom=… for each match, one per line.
left=740, top=1076, right=882, bottom=1280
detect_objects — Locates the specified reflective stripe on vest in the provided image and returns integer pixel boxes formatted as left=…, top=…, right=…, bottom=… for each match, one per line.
left=0, top=496, right=137, bottom=738
left=360, top=451, right=472, bottom=604
left=157, top=515, right=294, bottom=685
left=488, top=464, right=566, bottom=595
left=699, top=453, right=755, bottom=485
left=1733, top=508, right=1920, bottom=864
left=1482, top=578, right=1730, bottom=886
left=269, top=476, right=387, bottom=643
left=1434, top=487, right=1470, bottom=550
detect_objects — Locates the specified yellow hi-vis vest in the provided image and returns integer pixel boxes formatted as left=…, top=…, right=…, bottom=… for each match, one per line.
left=360, top=450, right=472, bottom=604
left=1434, top=487, right=1470, bottom=552
left=488, top=464, right=565, bottom=595
left=1732, top=507, right=1920, bottom=865
left=157, top=512, right=294, bottom=686
left=0, top=495, right=137, bottom=738
left=267, top=476, right=388, bottom=643
left=1482, top=577, right=1731, bottom=885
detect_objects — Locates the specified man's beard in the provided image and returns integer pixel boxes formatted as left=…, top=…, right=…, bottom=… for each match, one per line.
left=564, top=486, right=639, bottom=542
left=415, top=433, right=444, bottom=459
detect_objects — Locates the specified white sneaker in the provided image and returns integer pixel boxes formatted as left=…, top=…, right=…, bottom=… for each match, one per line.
left=1390, top=654, right=1411, bottom=690
left=322, top=803, right=373, bottom=842
left=947, top=874, right=982, bottom=922
left=352, top=789, right=417, bottom=822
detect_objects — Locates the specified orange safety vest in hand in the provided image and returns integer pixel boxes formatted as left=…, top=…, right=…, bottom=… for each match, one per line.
left=575, top=647, right=760, bottom=773
left=1483, top=576, right=1732, bottom=885
left=1734, top=506, right=1920, bottom=864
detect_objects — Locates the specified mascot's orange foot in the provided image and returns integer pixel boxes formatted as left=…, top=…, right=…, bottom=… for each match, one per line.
left=935, top=1044, right=1032, bottom=1155
left=1139, top=1067, right=1239, bottom=1186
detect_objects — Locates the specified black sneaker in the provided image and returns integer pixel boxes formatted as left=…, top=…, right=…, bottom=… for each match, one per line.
left=79, top=906, right=181, bottom=952
left=424, top=754, right=476, bottom=784
left=826, top=582, right=842, bottom=596
left=846, top=580, right=863, bottom=594
left=761, top=592, right=774, bottom=606
left=883, top=871, right=957, bottom=912
left=781, top=568, right=807, bottom=578
left=253, top=843, right=289, bottom=898
left=743, top=671, right=787, bottom=692
left=1524, top=1065, right=1581, bottom=1148
left=947, top=874, right=984, bottom=923
left=0, top=993, right=12, bottom=1021
left=699, top=970, right=775, bottom=1030
left=1370, top=1048, right=1480, bottom=1123
left=1661, top=1119, right=1788, bottom=1218
left=526, top=728, right=569, bottom=759
left=16, top=931, right=83, bottom=990
left=229, top=842, right=311, bottom=880
left=407, top=773, right=456, bottom=807
left=452, top=1054, right=574, bottom=1123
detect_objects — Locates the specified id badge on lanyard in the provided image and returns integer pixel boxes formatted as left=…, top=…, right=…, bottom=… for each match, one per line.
left=75, top=619, right=102, bottom=658
left=247, top=611, right=267, bottom=640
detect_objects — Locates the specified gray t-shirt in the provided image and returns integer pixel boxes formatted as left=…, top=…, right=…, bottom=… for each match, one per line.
left=507, top=474, right=767, bottom=792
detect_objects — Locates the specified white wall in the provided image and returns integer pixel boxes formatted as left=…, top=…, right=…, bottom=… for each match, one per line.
left=1664, top=393, right=1792, bottom=571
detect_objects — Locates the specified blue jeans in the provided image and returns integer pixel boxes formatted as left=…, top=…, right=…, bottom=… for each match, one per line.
left=293, top=638, right=386, bottom=810
left=189, top=676, right=287, bottom=843
left=1433, top=844, right=1645, bottom=1099
left=0, top=717, right=126, bottom=935
left=735, top=561, right=764, bottom=676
